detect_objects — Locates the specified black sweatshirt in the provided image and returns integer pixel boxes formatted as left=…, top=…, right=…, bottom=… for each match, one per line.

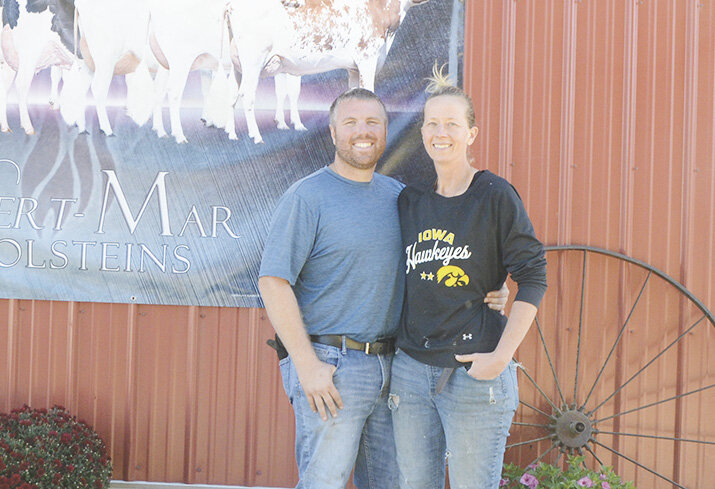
left=396, top=170, right=547, bottom=367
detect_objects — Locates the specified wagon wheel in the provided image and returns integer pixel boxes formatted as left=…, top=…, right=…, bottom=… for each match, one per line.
left=506, top=245, right=714, bottom=489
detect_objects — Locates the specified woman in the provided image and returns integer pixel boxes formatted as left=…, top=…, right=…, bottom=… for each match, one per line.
left=389, top=68, right=547, bottom=489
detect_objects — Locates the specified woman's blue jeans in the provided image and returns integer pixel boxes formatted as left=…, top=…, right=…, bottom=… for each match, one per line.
left=389, top=349, right=519, bottom=489
left=280, top=342, right=397, bottom=489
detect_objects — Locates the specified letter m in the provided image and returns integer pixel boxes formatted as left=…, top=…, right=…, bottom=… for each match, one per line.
left=97, top=170, right=172, bottom=236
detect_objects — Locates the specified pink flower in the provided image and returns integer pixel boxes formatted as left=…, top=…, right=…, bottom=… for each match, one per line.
left=500, top=479, right=510, bottom=487
left=601, top=482, right=611, bottom=489
left=519, top=473, right=539, bottom=489
left=577, top=477, right=593, bottom=487
left=600, top=474, right=607, bottom=480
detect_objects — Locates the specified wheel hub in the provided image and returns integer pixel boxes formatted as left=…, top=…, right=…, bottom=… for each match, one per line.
left=551, top=409, right=593, bottom=449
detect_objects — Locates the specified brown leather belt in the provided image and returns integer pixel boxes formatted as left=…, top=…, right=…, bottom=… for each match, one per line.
left=310, top=335, right=395, bottom=355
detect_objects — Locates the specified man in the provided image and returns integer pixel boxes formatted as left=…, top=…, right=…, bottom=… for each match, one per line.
left=258, top=88, right=507, bottom=489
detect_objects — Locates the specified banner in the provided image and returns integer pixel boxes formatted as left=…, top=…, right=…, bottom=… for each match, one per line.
left=0, top=0, right=463, bottom=307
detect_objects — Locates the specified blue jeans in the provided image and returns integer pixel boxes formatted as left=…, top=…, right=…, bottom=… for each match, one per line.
left=280, top=342, right=398, bottom=489
left=389, top=349, right=518, bottom=489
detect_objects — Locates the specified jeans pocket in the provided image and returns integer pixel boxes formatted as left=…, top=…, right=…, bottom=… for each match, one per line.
left=279, top=357, right=294, bottom=403
left=312, top=343, right=342, bottom=370
left=507, top=361, right=520, bottom=412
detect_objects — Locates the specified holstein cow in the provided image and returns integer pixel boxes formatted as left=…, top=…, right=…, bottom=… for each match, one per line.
left=149, top=0, right=239, bottom=144
left=226, top=0, right=430, bottom=143
left=0, top=0, right=75, bottom=134
left=273, top=72, right=306, bottom=132
left=149, top=0, right=308, bottom=144
left=0, top=5, right=16, bottom=132
left=59, top=0, right=155, bottom=135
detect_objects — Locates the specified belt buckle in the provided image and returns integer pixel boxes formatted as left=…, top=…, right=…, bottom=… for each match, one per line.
left=364, top=342, right=371, bottom=355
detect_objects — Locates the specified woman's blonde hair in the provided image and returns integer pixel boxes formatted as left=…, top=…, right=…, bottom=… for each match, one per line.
left=424, top=63, right=476, bottom=128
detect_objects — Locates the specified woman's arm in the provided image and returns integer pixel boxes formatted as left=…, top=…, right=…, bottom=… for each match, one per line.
left=455, top=182, right=545, bottom=379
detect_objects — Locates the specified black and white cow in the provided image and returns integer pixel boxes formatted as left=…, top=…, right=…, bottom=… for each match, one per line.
left=0, top=0, right=76, bottom=134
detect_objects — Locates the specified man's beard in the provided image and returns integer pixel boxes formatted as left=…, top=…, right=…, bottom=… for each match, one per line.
left=335, top=138, right=384, bottom=170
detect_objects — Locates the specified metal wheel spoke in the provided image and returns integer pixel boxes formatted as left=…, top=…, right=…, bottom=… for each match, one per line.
left=573, top=250, right=588, bottom=404
left=506, top=435, right=554, bottom=449
left=587, top=315, right=707, bottom=416
left=555, top=450, right=563, bottom=466
left=518, top=364, right=562, bottom=414
left=534, top=316, right=567, bottom=407
left=527, top=442, right=559, bottom=467
left=513, top=421, right=552, bottom=428
left=592, top=440, right=687, bottom=489
left=520, top=399, right=553, bottom=419
left=584, top=444, right=604, bottom=467
left=593, top=384, right=714, bottom=424
left=579, top=452, right=587, bottom=469
left=581, top=271, right=652, bottom=410
left=595, top=430, right=715, bottom=445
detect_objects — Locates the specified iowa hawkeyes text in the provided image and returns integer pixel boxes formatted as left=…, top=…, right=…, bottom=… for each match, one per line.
left=405, top=228, right=472, bottom=274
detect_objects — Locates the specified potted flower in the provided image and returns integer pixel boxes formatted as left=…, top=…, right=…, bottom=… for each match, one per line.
left=501, top=455, right=635, bottom=489
left=0, top=405, right=112, bottom=489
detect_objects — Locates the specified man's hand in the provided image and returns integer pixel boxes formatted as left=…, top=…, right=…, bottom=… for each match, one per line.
left=455, top=351, right=511, bottom=380
left=258, top=276, right=344, bottom=421
left=295, top=359, right=344, bottom=421
left=484, top=282, right=510, bottom=315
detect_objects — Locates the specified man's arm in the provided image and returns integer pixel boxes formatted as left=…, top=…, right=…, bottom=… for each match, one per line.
left=485, top=282, right=510, bottom=314
left=258, top=275, right=343, bottom=421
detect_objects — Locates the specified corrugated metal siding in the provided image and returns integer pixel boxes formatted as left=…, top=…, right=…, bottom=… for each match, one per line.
left=0, top=301, right=297, bottom=487
left=1, top=1, right=713, bottom=487
left=465, top=1, right=713, bottom=488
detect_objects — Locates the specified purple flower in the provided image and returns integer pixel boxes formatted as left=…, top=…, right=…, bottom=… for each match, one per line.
left=500, top=479, right=510, bottom=487
left=519, top=473, right=539, bottom=489
left=601, top=482, right=611, bottom=489
left=577, top=477, right=593, bottom=487
left=600, top=474, right=607, bottom=480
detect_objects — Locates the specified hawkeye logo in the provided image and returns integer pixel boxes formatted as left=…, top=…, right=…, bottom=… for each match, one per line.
left=437, top=265, right=469, bottom=287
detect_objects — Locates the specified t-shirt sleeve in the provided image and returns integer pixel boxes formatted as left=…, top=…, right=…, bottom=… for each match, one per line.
left=258, top=190, right=318, bottom=285
left=495, top=184, right=547, bottom=307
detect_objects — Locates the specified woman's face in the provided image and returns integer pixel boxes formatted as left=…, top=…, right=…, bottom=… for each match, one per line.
left=421, top=95, right=478, bottom=166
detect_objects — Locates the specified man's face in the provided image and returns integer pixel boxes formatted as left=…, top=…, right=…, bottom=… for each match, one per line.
left=330, top=98, right=387, bottom=170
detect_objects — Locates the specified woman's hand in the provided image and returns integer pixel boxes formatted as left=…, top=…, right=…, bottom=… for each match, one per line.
left=456, top=301, right=537, bottom=380
left=455, top=351, right=511, bottom=380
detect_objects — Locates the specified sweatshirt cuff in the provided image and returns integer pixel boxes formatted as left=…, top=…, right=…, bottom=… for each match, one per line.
left=514, top=284, right=547, bottom=308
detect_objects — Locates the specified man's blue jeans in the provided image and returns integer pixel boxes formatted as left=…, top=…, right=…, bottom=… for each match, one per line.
left=280, top=342, right=397, bottom=489
left=389, top=349, right=519, bottom=489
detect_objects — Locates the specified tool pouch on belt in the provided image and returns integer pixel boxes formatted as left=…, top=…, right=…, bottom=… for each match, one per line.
left=266, top=334, right=289, bottom=360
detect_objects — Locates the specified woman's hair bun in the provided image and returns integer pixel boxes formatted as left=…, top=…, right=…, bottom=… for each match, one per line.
left=425, top=63, right=456, bottom=94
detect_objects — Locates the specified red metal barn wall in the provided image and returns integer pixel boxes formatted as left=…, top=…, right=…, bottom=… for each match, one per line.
left=465, top=1, right=713, bottom=487
left=0, top=1, right=712, bottom=488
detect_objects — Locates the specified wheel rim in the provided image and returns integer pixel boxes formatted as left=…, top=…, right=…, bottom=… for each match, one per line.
left=506, top=245, right=714, bottom=489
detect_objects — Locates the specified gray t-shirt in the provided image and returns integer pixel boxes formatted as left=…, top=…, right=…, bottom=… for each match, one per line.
left=259, top=166, right=404, bottom=342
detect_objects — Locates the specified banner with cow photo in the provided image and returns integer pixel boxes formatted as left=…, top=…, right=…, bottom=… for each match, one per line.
left=0, top=0, right=463, bottom=307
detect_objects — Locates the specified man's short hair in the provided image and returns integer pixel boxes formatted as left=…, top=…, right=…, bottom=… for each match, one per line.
left=329, top=88, right=387, bottom=126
